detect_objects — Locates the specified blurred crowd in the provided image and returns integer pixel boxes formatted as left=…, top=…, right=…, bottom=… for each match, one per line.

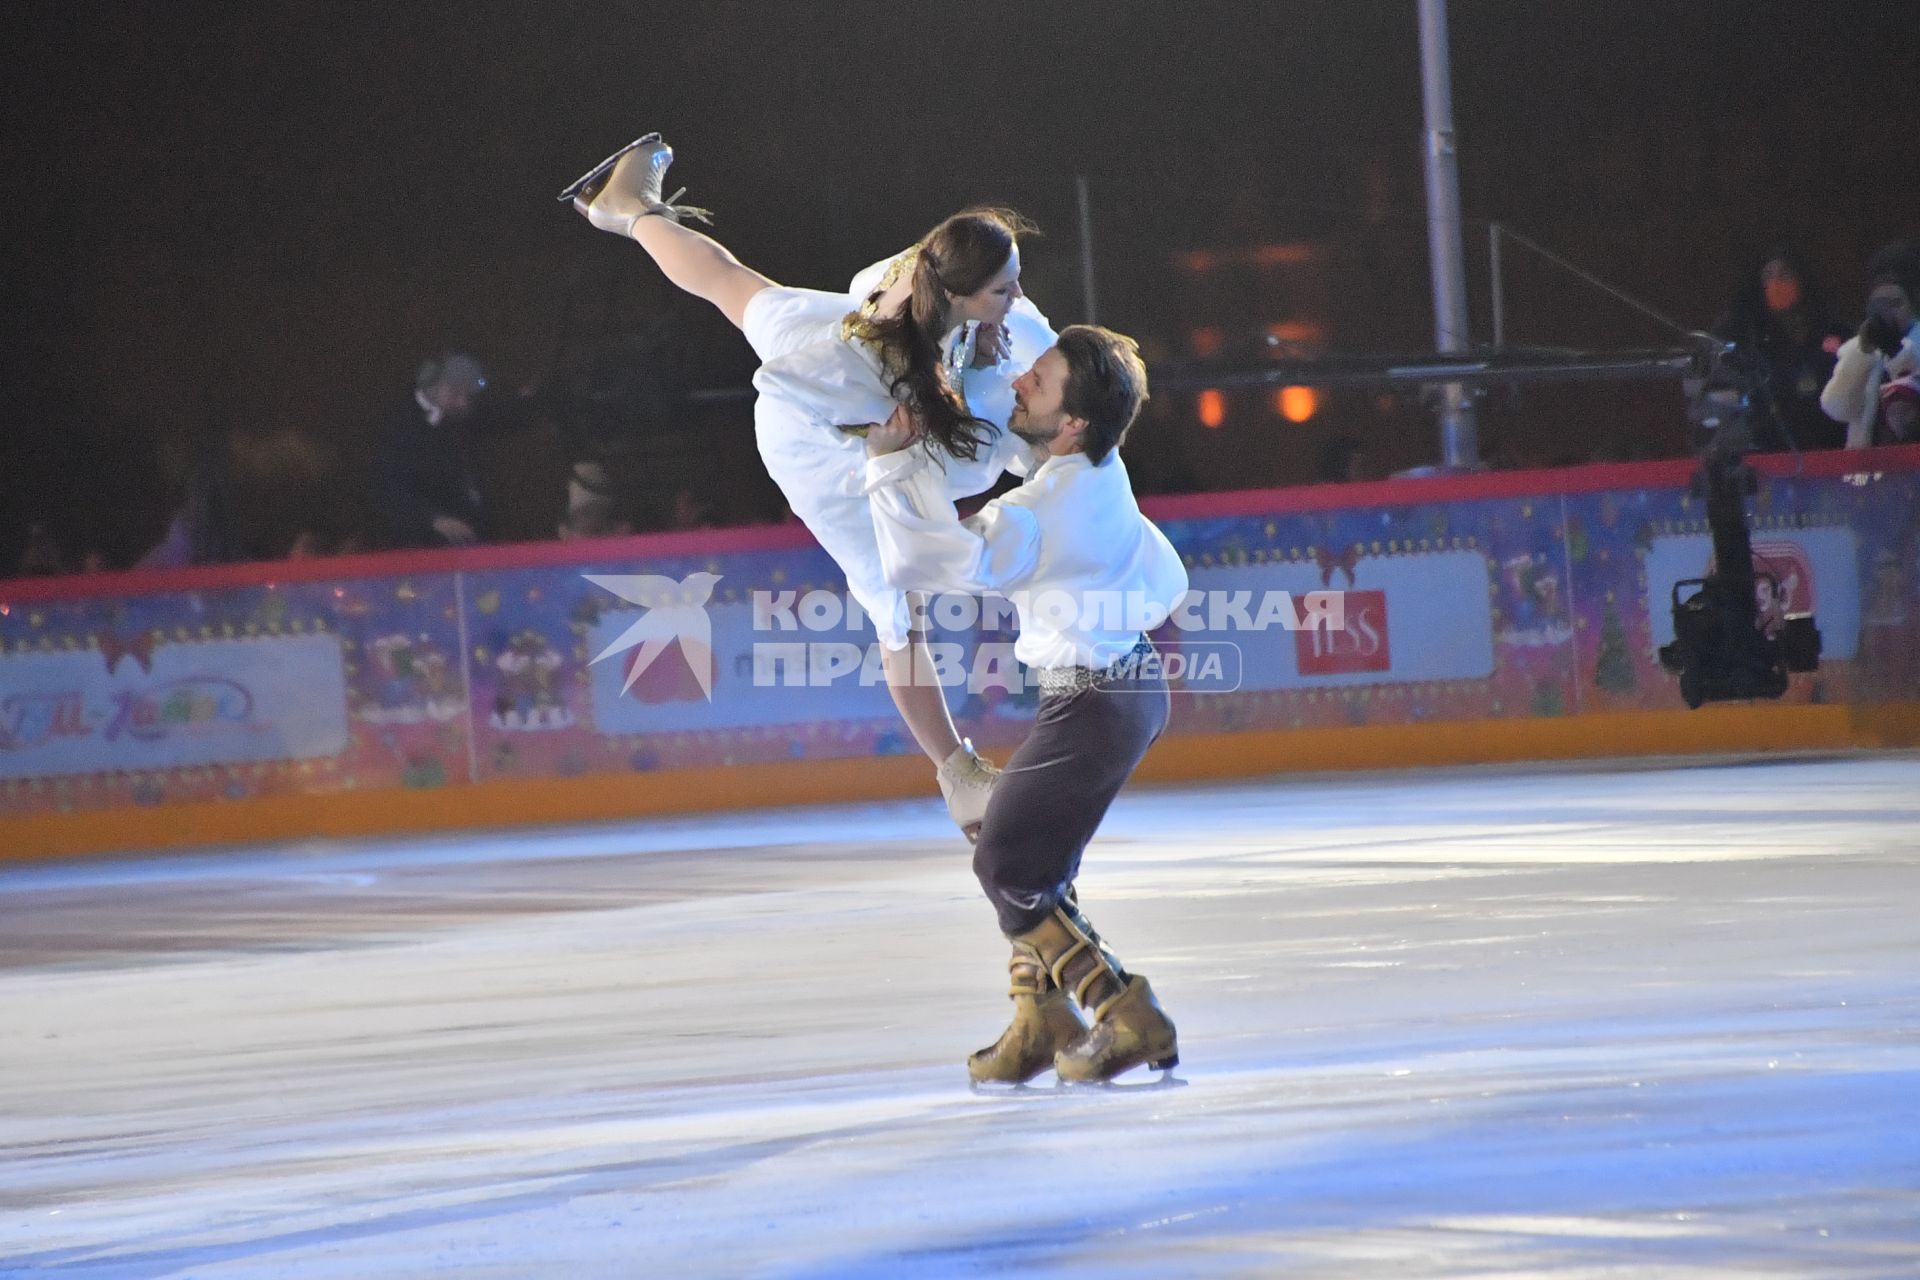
left=1713, top=239, right=1920, bottom=453
left=9, top=239, right=1919, bottom=581
left=7, top=328, right=734, bottom=577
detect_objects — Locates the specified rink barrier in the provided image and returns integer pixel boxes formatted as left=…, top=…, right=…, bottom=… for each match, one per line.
left=3, top=444, right=1918, bottom=861
left=2, top=703, right=1907, bottom=860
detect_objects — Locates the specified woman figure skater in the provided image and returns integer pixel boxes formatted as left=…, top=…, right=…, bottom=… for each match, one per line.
left=562, top=133, right=1055, bottom=837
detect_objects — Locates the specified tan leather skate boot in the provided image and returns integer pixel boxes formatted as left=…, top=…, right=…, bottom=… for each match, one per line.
left=565, top=133, right=713, bottom=234
left=1054, top=974, right=1179, bottom=1083
left=966, top=941, right=1085, bottom=1085
left=1013, top=903, right=1178, bottom=1083
left=1013, top=903, right=1127, bottom=1011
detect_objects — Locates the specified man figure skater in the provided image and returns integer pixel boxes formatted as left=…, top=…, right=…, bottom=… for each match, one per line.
left=861, top=325, right=1189, bottom=1084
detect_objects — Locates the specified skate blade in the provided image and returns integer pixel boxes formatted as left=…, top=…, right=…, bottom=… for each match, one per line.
left=1069, top=1070, right=1187, bottom=1092
left=556, top=131, right=663, bottom=203
left=968, top=1079, right=1054, bottom=1097
left=1058, top=1050, right=1185, bottom=1089
left=971, top=1070, right=1186, bottom=1096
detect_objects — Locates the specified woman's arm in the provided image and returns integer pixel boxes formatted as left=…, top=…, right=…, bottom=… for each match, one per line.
left=861, top=412, right=1042, bottom=596
left=865, top=452, right=1041, bottom=596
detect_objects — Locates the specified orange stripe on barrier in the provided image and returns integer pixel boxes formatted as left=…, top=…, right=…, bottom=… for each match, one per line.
left=1134, top=703, right=1914, bottom=780
left=4, top=703, right=1915, bottom=863
left=0, top=754, right=937, bottom=862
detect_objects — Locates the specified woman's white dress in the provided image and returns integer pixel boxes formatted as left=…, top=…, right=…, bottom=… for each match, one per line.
left=739, top=256, right=1055, bottom=648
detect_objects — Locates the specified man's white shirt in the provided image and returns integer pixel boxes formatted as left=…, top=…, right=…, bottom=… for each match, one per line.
left=864, top=446, right=1189, bottom=671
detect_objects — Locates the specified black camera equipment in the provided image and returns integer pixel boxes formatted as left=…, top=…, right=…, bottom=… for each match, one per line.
left=1659, top=338, right=1822, bottom=708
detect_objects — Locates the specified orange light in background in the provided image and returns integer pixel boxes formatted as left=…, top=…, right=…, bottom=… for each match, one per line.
left=1265, top=320, right=1328, bottom=346
left=1250, top=242, right=1322, bottom=268
left=1275, top=386, right=1318, bottom=423
left=1179, top=243, right=1325, bottom=273
left=1188, top=327, right=1225, bottom=358
left=1197, top=389, right=1227, bottom=429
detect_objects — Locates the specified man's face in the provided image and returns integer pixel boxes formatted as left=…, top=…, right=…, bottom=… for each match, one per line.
left=428, top=379, right=480, bottom=422
left=1009, top=348, right=1073, bottom=446
left=949, top=245, right=1023, bottom=327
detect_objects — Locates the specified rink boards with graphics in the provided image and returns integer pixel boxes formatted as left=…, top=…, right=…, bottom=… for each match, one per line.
left=3, top=444, right=1919, bottom=858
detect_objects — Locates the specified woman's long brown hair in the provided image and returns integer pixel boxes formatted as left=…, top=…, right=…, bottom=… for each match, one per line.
left=856, top=207, right=1036, bottom=461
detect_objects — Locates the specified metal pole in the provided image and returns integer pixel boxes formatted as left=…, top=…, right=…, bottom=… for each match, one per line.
left=1075, top=175, right=1098, bottom=325
left=1489, top=221, right=1505, bottom=349
left=1418, top=0, right=1480, bottom=469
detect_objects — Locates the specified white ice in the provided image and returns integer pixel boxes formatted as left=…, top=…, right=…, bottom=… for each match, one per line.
left=2, top=755, right=1917, bottom=1278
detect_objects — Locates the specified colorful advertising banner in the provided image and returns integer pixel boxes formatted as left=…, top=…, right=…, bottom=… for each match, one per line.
left=1182, top=549, right=1496, bottom=690
left=0, top=634, right=349, bottom=779
left=3, top=450, right=1916, bottom=826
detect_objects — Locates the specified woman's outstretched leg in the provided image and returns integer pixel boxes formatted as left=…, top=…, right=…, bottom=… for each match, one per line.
left=625, top=219, right=774, bottom=331
left=573, top=136, right=774, bottom=330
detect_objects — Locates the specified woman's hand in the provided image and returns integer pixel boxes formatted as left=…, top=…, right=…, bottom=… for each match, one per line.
left=971, top=322, right=1011, bottom=368
left=863, top=402, right=921, bottom=457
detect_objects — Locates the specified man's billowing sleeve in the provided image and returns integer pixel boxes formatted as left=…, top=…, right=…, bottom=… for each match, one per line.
left=864, top=450, right=1041, bottom=596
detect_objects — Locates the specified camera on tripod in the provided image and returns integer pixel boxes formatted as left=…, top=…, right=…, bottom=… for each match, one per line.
left=1658, top=337, right=1822, bottom=708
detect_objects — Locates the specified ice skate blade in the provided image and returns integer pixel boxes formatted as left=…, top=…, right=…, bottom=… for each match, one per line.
left=1065, top=1069, right=1186, bottom=1092
left=968, top=1079, right=1054, bottom=1097
left=971, top=1071, right=1187, bottom=1096
left=556, top=131, right=663, bottom=204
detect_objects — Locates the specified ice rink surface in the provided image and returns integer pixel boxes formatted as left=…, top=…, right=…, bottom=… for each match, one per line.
left=2, top=754, right=1917, bottom=1278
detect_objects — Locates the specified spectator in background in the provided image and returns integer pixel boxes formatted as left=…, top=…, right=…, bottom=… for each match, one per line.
left=668, top=487, right=711, bottom=530
left=540, top=328, right=704, bottom=536
left=374, top=352, right=492, bottom=548
left=1314, top=435, right=1373, bottom=484
left=137, top=433, right=243, bottom=568
left=1877, top=375, right=1920, bottom=445
left=14, top=523, right=66, bottom=576
left=1821, top=243, right=1920, bottom=449
left=1714, top=245, right=1849, bottom=450
left=556, top=461, right=632, bottom=540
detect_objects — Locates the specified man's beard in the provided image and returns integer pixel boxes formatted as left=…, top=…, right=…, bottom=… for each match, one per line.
left=1009, top=407, right=1060, bottom=448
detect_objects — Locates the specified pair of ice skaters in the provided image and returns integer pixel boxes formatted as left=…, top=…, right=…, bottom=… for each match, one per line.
left=568, top=135, right=1186, bottom=1084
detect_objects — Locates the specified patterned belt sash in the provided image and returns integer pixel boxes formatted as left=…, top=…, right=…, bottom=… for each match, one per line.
left=1035, top=637, right=1157, bottom=697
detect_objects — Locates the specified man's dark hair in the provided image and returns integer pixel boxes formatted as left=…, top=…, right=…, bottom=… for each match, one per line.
left=1055, top=325, right=1149, bottom=464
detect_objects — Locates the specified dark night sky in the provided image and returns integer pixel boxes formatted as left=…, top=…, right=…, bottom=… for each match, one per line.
left=5, top=1, right=1918, bottom=564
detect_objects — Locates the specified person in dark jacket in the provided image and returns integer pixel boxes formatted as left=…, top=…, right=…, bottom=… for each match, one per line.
left=1713, top=244, right=1850, bottom=450
left=373, top=353, right=492, bottom=549
left=138, top=433, right=247, bottom=568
